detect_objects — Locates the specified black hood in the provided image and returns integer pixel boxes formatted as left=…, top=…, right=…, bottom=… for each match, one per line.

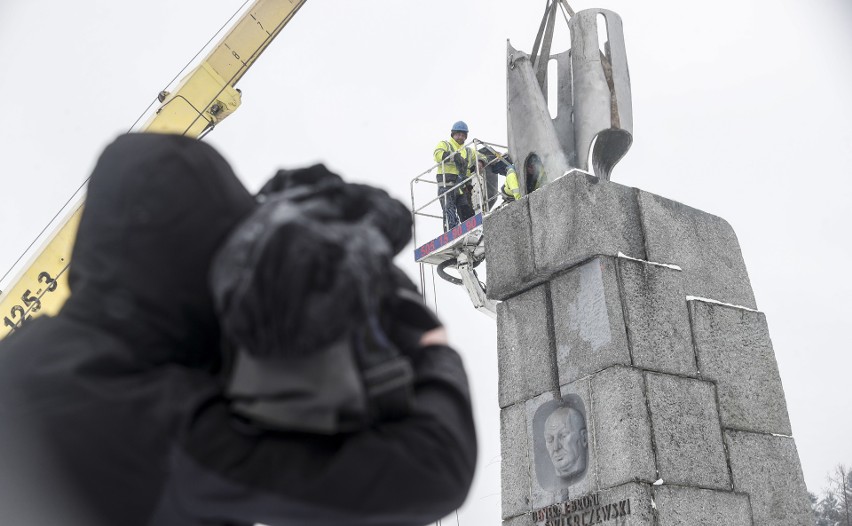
left=62, top=133, right=255, bottom=368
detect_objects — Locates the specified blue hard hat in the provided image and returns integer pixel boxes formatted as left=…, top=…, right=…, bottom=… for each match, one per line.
left=450, top=121, right=469, bottom=133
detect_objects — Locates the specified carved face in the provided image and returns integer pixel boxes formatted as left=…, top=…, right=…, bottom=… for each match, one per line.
left=544, top=406, right=588, bottom=479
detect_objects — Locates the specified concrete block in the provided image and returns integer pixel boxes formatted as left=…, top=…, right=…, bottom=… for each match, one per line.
left=498, top=285, right=558, bottom=408
left=725, top=431, right=812, bottom=526
left=502, top=402, right=531, bottom=519
left=616, top=258, right=698, bottom=376
left=529, top=483, right=656, bottom=525
left=645, top=373, right=730, bottom=490
left=551, top=258, right=631, bottom=385
left=654, top=485, right=752, bottom=525
left=484, top=197, right=536, bottom=300
left=689, top=300, right=792, bottom=435
left=590, top=366, right=656, bottom=488
left=529, top=170, right=646, bottom=278
left=637, top=191, right=756, bottom=309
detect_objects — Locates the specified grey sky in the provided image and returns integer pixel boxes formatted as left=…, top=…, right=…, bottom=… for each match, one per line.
left=1, top=1, right=851, bottom=524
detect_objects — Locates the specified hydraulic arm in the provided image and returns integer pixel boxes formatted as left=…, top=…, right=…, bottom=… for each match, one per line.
left=0, top=0, right=307, bottom=339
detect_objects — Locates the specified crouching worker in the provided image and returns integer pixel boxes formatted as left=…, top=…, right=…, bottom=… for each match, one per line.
left=151, top=164, right=477, bottom=525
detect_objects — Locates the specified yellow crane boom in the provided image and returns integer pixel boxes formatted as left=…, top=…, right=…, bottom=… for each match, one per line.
left=0, top=0, right=307, bottom=339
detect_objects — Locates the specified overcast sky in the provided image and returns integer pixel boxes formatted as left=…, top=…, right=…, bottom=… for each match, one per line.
left=1, top=1, right=851, bottom=524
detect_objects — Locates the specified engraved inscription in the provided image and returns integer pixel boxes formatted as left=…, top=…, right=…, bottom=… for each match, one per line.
left=531, top=493, right=633, bottom=525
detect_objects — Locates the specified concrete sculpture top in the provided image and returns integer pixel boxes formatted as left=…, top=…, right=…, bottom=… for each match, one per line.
left=507, top=5, right=632, bottom=191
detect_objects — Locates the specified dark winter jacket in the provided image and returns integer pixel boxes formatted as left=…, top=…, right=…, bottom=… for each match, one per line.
left=0, top=133, right=256, bottom=526
left=0, top=137, right=477, bottom=526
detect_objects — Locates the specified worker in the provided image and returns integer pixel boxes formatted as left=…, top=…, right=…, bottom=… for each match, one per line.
left=433, top=120, right=477, bottom=230
left=0, top=134, right=476, bottom=526
left=501, top=153, right=544, bottom=202
left=501, top=164, right=521, bottom=201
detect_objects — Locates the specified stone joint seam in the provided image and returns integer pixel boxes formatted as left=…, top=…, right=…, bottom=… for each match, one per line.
left=525, top=195, right=538, bottom=277
left=639, top=371, right=662, bottom=482
left=544, top=282, right=559, bottom=394
left=586, top=377, right=601, bottom=493
left=651, top=481, right=751, bottom=494
left=708, top=374, right=736, bottom=491
left=633, top=187, right=652, bottom=269
left=686, top=295, right=760, bottom=313
left=723, top=427, right=793, bottom=439
left=686, top=301, right=704, bottom=380
left=616, top=251, right=681, bottom=271
left=614, top=258, right=637, bottom=368
left=561, top=363, right=709, bottom=387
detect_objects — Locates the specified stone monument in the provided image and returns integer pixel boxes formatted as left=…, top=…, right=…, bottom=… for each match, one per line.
left=487, top=4, right=811, bottom=523
left=484, top=172, right=814, bottom=525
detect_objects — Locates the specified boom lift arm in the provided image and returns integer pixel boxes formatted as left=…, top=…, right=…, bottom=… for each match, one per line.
left=0, top=0, right=307, bottom=339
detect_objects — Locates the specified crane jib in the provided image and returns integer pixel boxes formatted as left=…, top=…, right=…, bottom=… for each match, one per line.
left=0, top=0, right=307, bottom=340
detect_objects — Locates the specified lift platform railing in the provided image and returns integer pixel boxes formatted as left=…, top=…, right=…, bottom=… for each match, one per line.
left=409, top=138, right=509, bottom=259
left=409, top=139, right=509, bottom=317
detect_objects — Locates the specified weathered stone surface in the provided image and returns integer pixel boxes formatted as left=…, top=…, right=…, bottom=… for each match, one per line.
left=645, top=373, right=730, bottom=490
left=725, top=431, right=812, bottom=526
left=590, top=366, right=656, bottom=488
left=503, top=513, right=535, bottom=526
left=551, top=258, right=631, bottom=385
left=529, top=170, right=646, bottom=278
left=690, top=300, right=792, bottom=435
left=559, top=379, right=595, bottom=499
left=654, top=485, right=752, bottom=525
left=617, top=258, right=698, bottom=376
left=528, top=483, right=655, bottom=526
left=498, top=285, right=558, bottom=408
left=485, top=196, right=536, bottom=300
left=637, top=191, right=756, bottom=309
left=595, top=483, right=656, bottom=525
left=502, top=402, right=531, bottom=519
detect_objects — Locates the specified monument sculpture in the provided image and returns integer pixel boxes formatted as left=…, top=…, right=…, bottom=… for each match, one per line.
left=488, top=2, right=812, bottom=524
left=543, top=405, right=587, bottom=481
left=533, top=395, right=588, bottom=495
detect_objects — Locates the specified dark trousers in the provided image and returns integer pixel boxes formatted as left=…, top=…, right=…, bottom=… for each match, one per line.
left=438, top=184, right=474, bottom=231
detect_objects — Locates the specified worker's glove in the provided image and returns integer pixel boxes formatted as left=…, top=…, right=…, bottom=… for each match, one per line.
left=441, top=150, right=453, bottom=161
left=453, top=153, right=468, bottom=178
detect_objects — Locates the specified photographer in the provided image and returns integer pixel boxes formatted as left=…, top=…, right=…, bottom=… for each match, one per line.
left=0, top=135, right=476, bottom=526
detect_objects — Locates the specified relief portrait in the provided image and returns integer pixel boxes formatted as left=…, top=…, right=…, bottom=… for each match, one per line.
left=532, top=394, right=588, bottom=490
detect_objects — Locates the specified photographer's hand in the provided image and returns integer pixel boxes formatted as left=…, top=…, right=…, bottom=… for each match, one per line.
left=419, top=327, right=448, bottom=348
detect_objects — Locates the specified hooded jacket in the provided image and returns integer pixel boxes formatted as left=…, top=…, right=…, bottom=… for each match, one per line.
left=0, top=136, right=477, bottom=526
left=0, top=133, right=256, bottom=526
